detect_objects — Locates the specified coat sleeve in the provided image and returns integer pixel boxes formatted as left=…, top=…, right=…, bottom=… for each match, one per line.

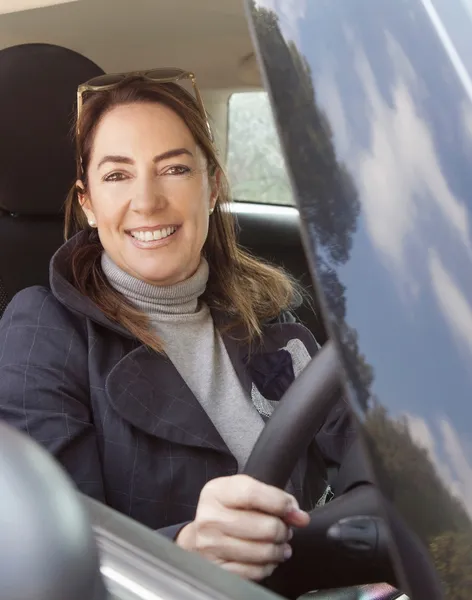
left=0, top=286, right=106, bottom=503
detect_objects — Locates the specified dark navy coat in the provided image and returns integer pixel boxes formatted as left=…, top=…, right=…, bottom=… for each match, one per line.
left=0, top=233, right=354, bottom=539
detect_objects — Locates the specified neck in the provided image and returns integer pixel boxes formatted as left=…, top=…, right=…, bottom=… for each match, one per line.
left=101, top=253, right=209, bottom=316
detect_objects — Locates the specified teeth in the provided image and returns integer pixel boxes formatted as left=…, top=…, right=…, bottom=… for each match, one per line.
left=131, top=227, right=176, bottom=242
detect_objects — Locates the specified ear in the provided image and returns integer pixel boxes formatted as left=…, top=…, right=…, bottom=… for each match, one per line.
left=210, top=168, right=221, bottom=212
left=76, top=179, right=96, bottom=224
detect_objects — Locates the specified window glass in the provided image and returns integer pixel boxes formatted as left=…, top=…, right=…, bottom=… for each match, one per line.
left=227, top=92, right=295, bottom=206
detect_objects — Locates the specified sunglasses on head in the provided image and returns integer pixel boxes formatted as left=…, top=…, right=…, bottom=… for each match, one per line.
left=76, top=67, right=213, bottom=141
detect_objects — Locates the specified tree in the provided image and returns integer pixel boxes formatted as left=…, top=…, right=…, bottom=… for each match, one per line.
left=227, top=91, right=294, bottom=205
left=365, top=403, right=471, bottom=539
left=251, top=5, right=360, bottom=266
left=365, top=403, right=472, bottom=597
left=250, top=3, right=374, bottom=410
left=429, top=532, right=472, bottom=600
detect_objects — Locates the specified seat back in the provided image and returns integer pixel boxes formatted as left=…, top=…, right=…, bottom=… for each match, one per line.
left=0, top=43, right=104, bottom=318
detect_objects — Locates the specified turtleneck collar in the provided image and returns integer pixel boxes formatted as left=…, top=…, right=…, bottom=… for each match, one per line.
left=101, top=252, right=209, bottom=316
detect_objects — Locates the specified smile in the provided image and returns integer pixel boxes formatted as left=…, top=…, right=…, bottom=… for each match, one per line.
left=129, top=226, right=177, bottom=242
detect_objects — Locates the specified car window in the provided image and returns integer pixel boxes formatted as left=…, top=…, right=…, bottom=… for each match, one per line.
left=227, top=91, right=295, bottom=206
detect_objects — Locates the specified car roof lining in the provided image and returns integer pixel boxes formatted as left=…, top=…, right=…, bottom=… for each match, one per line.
left=0, top=0, right=262, bottom=90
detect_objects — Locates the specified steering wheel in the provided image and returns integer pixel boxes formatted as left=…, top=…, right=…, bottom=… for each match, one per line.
left=243, top=341, right=444, bottom=600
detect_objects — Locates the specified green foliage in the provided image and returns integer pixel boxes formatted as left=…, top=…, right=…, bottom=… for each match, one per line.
left=366, top=404, right=470, bottom=539
left=227, top=92, right=294, bottom=206
left=366, top=404, right=472, bottom=598
left=429, top=532, right=472, bottom=600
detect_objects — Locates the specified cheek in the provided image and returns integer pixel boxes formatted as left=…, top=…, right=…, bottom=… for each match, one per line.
left=188, top=190, right=211, bottom=239
left=175, top=180, right=211, bottom=225
left=88, top=183, right=128, bottom=228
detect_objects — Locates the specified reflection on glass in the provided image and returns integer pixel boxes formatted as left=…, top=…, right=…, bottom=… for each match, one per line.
left=365, top=404, right=472, bottom=598
left=250, top=0, right=472, bottom=597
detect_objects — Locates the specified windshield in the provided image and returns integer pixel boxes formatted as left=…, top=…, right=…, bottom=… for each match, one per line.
left=248, top=0, right=472, bottom=598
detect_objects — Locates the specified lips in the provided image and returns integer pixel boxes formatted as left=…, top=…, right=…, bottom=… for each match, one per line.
left=127, top=226, right=178, bottom=242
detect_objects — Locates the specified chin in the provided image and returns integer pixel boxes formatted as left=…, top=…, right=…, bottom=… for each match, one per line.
left=120, top=254, right=179, bottom=285
left=138, top=268, right=184, bottom=286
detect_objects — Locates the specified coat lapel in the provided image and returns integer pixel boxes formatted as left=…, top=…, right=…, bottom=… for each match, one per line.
left=218, top=316, right=322, bottom=499
left=105, top=345, right=230, bottom=454
left=218, top=315, right=318, bottom=393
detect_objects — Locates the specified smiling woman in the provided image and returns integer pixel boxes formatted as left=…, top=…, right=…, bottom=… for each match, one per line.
left=0, top=71, right=354, bottom=583
left=64, top=75, right=299, bottom=352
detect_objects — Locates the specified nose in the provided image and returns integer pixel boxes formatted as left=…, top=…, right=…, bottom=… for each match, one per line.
left=130, top=174, right=167, bottom=216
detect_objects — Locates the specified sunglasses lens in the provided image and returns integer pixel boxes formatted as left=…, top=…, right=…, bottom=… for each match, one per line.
left=85, top=73, right=127, bottom=87
left=145, top=68, right=194, bottom=97
left=145, top=68, right=186, bottom=80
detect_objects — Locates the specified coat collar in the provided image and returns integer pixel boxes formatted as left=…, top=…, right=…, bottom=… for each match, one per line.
left=49, top=231, right=312, bottom=353
left=50, top=231, right=132, bottom=338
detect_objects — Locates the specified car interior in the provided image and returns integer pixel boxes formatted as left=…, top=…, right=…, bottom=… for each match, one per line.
left=0, top=1, right=424, bottom=599
left=0, top=0, right=325, bottom=344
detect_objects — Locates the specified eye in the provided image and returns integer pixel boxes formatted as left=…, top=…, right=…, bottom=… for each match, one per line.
left=103, top=172, right=128, bottom=182
left=163, top=165, right=191, bottom=176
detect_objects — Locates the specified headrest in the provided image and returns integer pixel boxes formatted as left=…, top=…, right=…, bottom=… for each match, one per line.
left=0, top=43, right=104, bottom=216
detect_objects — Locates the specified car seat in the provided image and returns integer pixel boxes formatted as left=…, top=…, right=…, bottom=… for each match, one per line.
left=0, top=43, right=104, bottom=319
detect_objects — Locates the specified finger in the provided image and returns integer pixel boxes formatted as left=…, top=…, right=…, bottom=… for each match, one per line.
left=284, top=508, right=311, bottom=528
left=222, top=561, right=278, bottom=581
left=207, top=475, right=300, bottom=518
left=219, top=511, right=291, bottom=543
left=200, top=534, right=292, bottom=565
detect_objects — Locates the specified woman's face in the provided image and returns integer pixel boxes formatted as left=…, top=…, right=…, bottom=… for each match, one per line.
left=81, top=101, right=217, bottom=286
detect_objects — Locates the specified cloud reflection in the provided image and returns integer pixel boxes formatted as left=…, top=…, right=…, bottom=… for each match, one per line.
left=441, top=419, right=472, bottom=509
left=429, top=249, right=472, bottom=360
left=355, top=36, right=471, bottom=281
left=462, top=100, right=472, bottom=140
left=406, top=413, right=472, bottom=517
left=459, top=0, right=472, bottom=20
left=318, top=32, right=472, bottom=296
left=316, top=22, right=472, bottom=519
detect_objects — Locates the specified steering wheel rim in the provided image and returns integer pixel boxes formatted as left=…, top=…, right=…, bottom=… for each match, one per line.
left=243, top=342, right=443, bottom=600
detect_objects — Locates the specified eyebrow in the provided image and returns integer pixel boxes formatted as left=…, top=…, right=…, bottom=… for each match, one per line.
left=97, top=148, right=194, bottom=169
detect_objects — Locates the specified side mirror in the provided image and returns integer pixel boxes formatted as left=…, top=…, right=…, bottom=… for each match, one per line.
left=0, top=422, right=107, bottom=600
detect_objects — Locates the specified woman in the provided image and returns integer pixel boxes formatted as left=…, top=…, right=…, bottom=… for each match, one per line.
left=0, top=71, right=353, bottom=581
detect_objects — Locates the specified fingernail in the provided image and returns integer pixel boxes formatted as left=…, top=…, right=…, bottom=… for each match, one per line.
left=287, top=528, right=294, bottom=541
left=284, top=544, right=293, bottom=561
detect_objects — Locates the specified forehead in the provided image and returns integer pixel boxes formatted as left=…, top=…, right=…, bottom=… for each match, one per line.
left=90, top=101, right=197, bottom=159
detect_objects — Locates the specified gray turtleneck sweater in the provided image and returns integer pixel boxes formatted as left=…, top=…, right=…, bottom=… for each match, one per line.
left=101, top=254, right=265, bottom=471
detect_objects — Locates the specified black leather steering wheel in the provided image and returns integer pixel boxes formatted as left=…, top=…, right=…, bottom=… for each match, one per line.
left=243, top=341, right=444, bottom=600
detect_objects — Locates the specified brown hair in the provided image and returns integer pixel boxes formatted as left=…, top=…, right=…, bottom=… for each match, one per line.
left=64, top=77, right=300, bottom=353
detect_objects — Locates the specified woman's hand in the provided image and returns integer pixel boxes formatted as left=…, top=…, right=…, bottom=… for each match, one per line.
left=176, top=474, right=310, bottom=581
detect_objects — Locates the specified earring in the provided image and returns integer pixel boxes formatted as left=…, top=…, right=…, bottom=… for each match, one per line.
left=209, top=207, right=214, bottom=215
left=88, top=219, right=97, bottom=228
